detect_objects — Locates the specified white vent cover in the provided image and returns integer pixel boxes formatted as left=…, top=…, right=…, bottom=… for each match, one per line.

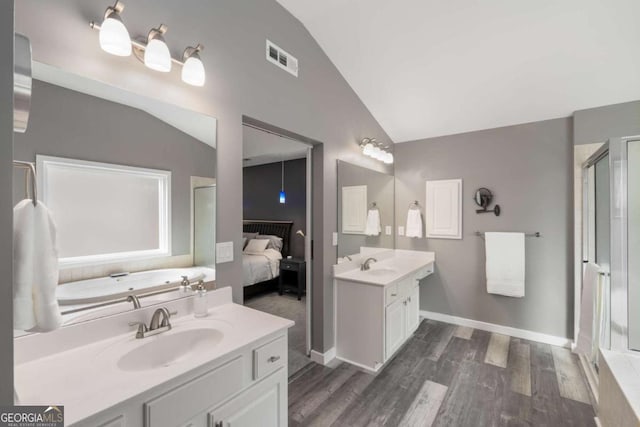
left=266, top=40, right=298, bottom=77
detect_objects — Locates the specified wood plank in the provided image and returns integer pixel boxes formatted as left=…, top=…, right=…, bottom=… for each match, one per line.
left=398, top=380, right=448, bottom=427
left=551, top=346, right=591, bottom=404
left=426, top=324, right=456, bottom=362
left=509, top=342, right=532, bottom=396
left=454, top=326, right=474, bottom=340
left=484, top=333, right=510, bottom=368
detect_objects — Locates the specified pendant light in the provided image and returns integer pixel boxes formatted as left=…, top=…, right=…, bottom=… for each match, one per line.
left=98, top=1, right=131, bottom=56
left=144, top=24, right=172, bottom=72
left=279, top=161, right=286, bottom=204
left=182, top=44, right=206, bottom=86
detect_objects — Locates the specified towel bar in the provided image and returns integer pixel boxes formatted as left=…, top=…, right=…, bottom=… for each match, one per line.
left=475, top=231, right=541, bottom=238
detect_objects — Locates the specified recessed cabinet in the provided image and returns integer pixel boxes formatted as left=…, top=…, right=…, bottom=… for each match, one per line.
left=335, top=263, right=433, bottom=373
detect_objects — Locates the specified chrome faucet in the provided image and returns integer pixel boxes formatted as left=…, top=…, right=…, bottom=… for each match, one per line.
left=126, top=294, right=142, bottom=309
left=361, top=257, right=378, bottom=271
left=129, top=307, right=173, bottom=339
left=180, top=275, right=191, bottom=293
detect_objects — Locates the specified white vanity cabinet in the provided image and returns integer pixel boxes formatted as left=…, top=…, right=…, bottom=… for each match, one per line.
left=78, top=333, right=288, bottom=427
left=335, top=259, right=433, bottom=373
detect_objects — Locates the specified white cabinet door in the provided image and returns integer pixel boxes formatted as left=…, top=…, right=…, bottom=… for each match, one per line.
left=209, top=369, right=286, bottom=427
left=342, top=185, right=368, bottom=234
left=426, top=179, right=462, bottom=239
left=406, top=286, right=420, bottom=335
left=385, top=299, right=405, bottom=359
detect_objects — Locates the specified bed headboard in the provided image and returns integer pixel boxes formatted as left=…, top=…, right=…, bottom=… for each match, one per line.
left=243, top=220, right=294, bottom=258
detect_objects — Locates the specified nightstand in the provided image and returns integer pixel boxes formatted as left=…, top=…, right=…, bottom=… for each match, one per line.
left=279, top=258, right=306, bottom=300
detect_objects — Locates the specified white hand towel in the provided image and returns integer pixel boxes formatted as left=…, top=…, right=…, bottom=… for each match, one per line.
left=13, top=199, right=62, bottom=332
left=576, top=262, right=599, bottom=357
left=405, top=209, right=423, bottom=238
left=364, top=209, right=381, bottom=236
left=485, top=232, right=525, bottom=297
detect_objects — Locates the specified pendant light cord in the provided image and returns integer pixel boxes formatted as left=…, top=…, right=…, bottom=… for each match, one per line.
left=281, top=161, right=285, bottom=192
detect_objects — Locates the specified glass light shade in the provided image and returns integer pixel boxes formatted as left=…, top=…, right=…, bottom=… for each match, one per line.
left=383, top=152, right=393, bottom=164
left=145, top=38, right=172, bottom=72
left=362, top=143, right=374, bottom=156
left=181, top=55, right=206, bottom=86
left=279, top=190, right=286, bottom=204
left=99, top=15, right=131, bottom=56
left=387, top=153, right=394, bottom=164
left=372, top=147, right=383, bottom=160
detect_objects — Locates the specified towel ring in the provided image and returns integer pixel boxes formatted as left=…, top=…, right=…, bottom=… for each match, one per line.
left=13, top=160, right=37, bottom=206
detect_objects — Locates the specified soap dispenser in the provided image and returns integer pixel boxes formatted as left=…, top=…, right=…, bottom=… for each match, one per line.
left=194, top=280, right=208, bottom=318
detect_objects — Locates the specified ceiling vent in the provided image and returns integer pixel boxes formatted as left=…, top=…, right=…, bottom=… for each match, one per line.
left=266, top=40, right=298, bottom=77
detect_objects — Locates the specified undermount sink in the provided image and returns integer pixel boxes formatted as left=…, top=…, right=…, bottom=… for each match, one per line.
left=117, top=328, right=224, bottom=372
left=364, top=268, right=397, bottom=276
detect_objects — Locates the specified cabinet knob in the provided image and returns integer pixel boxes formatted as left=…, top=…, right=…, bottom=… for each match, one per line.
left=391, top=293, right=397, bottom=297
left=268, top=355, right=281, bottom=363
left=408, top=297, right=412, bottom=303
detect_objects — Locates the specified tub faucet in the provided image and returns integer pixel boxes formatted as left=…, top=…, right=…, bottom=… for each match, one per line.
left=126, top=294, right=142, bottom=309
left=180, top=275, right=191, bottom=293
left=361, top=257, right=378, bottom=271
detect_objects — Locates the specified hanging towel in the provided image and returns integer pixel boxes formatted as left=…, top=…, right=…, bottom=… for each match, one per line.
left=13, top=199, right=62, bottom=332
left=485, top=232, right=525, bottom=297
left=405, top=209, right=423, bottom=238
left=364, top=209, right=381, bottom=236
left=576, top=263, right=600, bottom=357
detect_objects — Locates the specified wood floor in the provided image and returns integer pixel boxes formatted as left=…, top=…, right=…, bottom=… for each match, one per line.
left=289, top=319, right=596, bottom=427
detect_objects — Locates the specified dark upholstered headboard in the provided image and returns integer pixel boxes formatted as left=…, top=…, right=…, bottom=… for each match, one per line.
left=243, top=220, right=294, bottom=258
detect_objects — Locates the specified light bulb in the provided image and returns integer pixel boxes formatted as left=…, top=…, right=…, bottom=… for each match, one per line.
left=145, top=37, right=171, bottom=72
left=362, top=143, right=374, bottom=156
left=99, top=13, right=131, bottom=56
left=181, top=55, right=205, bottom=86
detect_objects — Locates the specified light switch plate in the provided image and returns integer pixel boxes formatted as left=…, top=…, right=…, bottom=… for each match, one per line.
left=216, top=241, right=234, bottom=263
left=385, top=226, right=392, bottom=235
left=398, top=226, right=405, bottom=236
left=332, top=232, right=338, bottom=246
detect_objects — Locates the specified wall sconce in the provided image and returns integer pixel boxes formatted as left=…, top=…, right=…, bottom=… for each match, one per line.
left=90, top=1, right=206, bottom=86
left=360, top=138, right=394, bottom=164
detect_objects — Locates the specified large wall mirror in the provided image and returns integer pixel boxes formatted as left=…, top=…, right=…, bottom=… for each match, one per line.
left=13, top=63, right=217, bottom=333
left=337, top=160, right=394, bottom=260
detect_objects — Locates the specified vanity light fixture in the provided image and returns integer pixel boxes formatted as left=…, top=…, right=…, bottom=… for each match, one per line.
left=360, top=138, right=394, bottom=164
left=279, top=161, right=286, bottom=204
left=97, top=1, right=131, bottom=56
left=181, top=44, right=206, bottom=86
left=144, top=25, right=171, bottom=72
left=90, top=2, right=207, bottom=86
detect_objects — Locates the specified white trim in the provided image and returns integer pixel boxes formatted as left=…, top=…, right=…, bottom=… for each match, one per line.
left=420, top=310, right=572, bottom=348
left=310, top=347, right=336, bottom=366
left=578, top=353, right=599, bottom=404
left=335, top=356, right=379, bottom=374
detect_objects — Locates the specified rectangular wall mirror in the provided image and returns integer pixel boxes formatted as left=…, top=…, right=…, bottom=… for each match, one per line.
left=337, top=160, right=394, bottom=260
left=13, top=63, right=217, bottom=333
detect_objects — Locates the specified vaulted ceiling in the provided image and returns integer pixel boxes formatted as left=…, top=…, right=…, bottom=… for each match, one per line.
left=276, top=0, right=640, bottom=142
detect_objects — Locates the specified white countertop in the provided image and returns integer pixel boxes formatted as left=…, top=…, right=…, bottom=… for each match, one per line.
left=333, top=249, right=435, bottom=286
left=14, top=289, right=293, bottom=425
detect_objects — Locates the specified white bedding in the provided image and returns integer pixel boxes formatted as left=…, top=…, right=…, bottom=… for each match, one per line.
left=242, top=248, right=282, bottom=287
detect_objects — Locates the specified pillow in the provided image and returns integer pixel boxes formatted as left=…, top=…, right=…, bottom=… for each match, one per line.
left=244, top=238, right=270, bottom=254
left=242, top=232, right=258, bottom=248
left=256, top=234, right=284, bottom=252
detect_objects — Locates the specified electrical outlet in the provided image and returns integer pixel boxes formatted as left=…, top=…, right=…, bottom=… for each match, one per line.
left=332, top=232, right=338, bottom=246
left=398, top=226, right=405, bottom=236
left=385, top=225, right=392, bottom=235
left=216, top=241, right=234, bottom=263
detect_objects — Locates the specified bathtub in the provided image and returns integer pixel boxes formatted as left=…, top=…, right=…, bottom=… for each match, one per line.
left=56, top=267, right=216, bottom=306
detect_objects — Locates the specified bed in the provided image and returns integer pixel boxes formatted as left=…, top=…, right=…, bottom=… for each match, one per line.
left=243, top=220, right=293, bottom=299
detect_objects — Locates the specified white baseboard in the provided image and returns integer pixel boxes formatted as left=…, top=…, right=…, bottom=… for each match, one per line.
left=420, top=310, right=572, bottom=348
left=310, top=347, right=336, bottom=366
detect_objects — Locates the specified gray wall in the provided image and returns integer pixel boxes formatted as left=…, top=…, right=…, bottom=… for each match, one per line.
left=0, top=1, right=13, bottom=404
left=573, top=100, right=640, bottom=145
left=243, top=158, right=306, bottom=258
left=13, top=80, right=216, bottom=256
left=395, top=118, right=574, bottom=339
left=337, top=161, right=394, bottom=257
left=13, top=0, right=393, bottom=355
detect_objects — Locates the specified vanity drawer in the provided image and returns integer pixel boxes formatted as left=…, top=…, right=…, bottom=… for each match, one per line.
left=144, top=356, right=243, bottom=427
left=253, top=336, right=286, bottom=380
left=415, top=263, right=434, bottom=281
left=385, top=283, right=399, bottom=306
left=398, top=277, right=416, bottom=297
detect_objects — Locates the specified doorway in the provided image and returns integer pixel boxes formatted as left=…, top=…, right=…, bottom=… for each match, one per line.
left=240, top=121, right=313, bottom=377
